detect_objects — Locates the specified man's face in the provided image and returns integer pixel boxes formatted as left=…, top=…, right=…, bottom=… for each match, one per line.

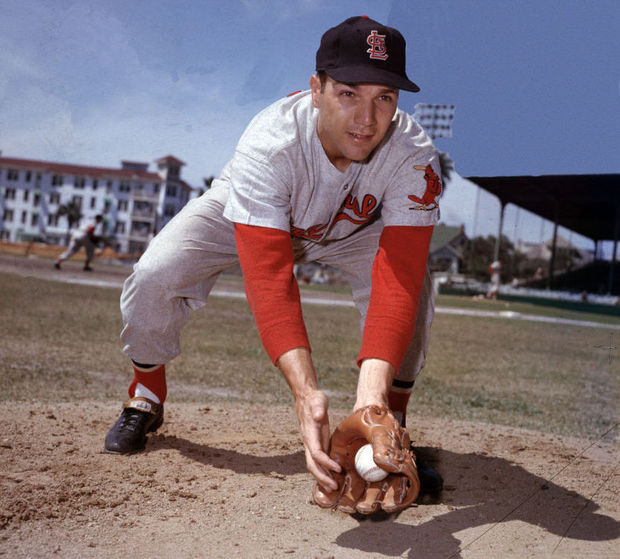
left=310, top=74, right=398, bottom=171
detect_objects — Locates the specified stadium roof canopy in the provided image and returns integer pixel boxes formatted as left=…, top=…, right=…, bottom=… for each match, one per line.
left=466, top=174, right=620, bottom=243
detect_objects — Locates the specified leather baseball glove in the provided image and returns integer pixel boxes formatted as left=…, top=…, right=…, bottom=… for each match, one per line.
left=312, top=405, right=420, bottom=514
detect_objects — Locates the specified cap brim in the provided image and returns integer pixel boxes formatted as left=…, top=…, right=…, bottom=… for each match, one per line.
left=323, top=66, right=420, bottom=92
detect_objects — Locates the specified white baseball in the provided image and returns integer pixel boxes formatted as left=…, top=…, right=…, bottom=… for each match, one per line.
left=354, top=443, right=389, bottom=482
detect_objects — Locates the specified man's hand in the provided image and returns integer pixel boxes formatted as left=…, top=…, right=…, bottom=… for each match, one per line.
left=277, top=348, right=341, bottom=490
left=295, top=389, right=341, bottom=491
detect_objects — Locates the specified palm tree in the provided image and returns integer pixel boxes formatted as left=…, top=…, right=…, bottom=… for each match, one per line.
left=438, top=151, right=455, bottom=190
left=203, top=175, right=215, bottom=189
left=56, top=201, right=82, bottom=244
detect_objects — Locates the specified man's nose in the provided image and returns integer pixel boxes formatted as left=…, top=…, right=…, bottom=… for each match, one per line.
left=355, top=100, right=376, bottom=126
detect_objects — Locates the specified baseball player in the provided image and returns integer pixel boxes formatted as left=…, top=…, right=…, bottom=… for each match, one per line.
left=105, top=16, right=443, bottom=513
left=487, top=259, right=502, bottom=299
left=54, top=214, right=103, bottom=271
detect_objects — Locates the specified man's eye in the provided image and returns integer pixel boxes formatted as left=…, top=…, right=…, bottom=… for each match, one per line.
left=341, top=91, right=354, bottom=97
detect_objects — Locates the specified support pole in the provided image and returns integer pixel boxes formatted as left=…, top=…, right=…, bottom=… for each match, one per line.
left=609, top=205, right=619, bottom=294
left=494, top=200, right=506, bottom=262
left=546, top=205, right=559, bottom=290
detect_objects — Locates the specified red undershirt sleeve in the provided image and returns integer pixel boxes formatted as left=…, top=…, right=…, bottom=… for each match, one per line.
left=358, top=225, right=434, bottom=370
left=234, top=223, right=310, bottom=365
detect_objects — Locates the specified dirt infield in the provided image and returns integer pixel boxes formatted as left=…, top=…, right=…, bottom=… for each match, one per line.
left=1, top=402, right=618, bottom=558
left=0, top=250, right=618, bottom=558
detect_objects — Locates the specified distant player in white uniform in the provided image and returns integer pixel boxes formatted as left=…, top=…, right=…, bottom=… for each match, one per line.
left=105, top=16, right=444, bottom=508
left=54, top=214, right=103, bottom=271
left=487, top=259, right=502, bottom=299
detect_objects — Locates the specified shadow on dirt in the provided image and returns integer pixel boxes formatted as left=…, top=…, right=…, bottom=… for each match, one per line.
left=146, top=433, right=307, bottom=476
left=145, top=437, right=618, bottom=558
left=336, top=447, right=619, bottom=558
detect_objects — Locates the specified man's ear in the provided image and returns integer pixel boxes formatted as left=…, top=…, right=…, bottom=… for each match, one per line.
left=309, top=74, right=321, bottom=109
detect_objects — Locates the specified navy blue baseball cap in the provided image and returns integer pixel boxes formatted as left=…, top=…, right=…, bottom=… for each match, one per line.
left=316, top=15, right=420, bottom=92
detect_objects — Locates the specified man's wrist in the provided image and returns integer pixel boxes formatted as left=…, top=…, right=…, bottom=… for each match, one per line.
left=354, top=358, right=395, bottom=410
left=277, top=347, right=319, bottom=401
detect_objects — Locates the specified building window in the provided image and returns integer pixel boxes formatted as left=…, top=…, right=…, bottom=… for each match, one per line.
left=90, top=196, right=97, bottom=209
left=49, top=192, right=61, bottom=204
left=4, top=188, right=16, bottom=200
left=118, top=199, right=128, bottom=212
left=7, top=169, right=18, bottom=181
left=48, top=214, right=60, bottom=227
left=164, top=204, right=175, bottom=217
left=21, top=211, right=27, bottom=224
left=106, top=180, right=113, bottom=194
left=52, top=174, right=63, bottom=186
left=74, top=177, right=86, bottom=188
left=72, top=195, right=83, bottom=209
left=166, top=185, right=177, bottom=197
left=92, top=179, right=98, bottom=190
left=33, top=193, right=40, bottom=207
left=115, top=221, right=126, bottom=234
left=104, top=199, right=111, bottom=212
left=3, top=209, right=14, bottom=222
left=119, top=182, right=131, bottom=193
left=131, top=221, right=151, bottom=237
left=25, top=171, right=32, bottom=182
left=23, top=190, right=30, bottom=202
left=153, top=183, right=160, bottom=193
left=31, top=213, right=38, bottom=227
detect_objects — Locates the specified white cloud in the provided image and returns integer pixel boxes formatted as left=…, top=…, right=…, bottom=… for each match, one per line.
left=0, top=2, right=266, bottom=183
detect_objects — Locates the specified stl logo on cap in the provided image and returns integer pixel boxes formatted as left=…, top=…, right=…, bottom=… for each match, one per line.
left=366, top=30, right=388, bottom=60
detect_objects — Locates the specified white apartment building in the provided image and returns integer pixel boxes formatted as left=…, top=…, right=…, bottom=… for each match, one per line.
left=0, top=154, right=194, bottom=255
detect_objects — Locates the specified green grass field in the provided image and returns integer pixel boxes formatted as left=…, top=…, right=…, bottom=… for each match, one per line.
left=0, top=271, right=618, bottom=441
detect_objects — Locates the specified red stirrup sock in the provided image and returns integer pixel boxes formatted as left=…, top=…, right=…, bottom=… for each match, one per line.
left=388, top=379, right=414, bottom=428
left=128, top=362, right=167, bottom=404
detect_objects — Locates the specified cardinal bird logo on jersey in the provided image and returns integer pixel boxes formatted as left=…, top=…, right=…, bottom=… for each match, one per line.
left=408, top=164, right=441, bottom=211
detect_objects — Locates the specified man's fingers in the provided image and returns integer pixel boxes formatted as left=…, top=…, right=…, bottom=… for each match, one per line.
left=306, top=448, right=339, bottom=491
left=320, top=420, right=333, bottom=458
left=311, top=446, right=341, bottom=474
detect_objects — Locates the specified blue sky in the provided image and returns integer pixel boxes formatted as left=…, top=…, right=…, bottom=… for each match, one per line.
left=1, top=0, right=618, bottom=253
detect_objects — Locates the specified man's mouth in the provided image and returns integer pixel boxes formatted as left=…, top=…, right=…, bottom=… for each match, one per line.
left=348, top=131, right=373, bottom=142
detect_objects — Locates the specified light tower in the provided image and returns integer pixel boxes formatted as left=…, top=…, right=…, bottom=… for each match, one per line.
left=413, top=103, right=455, bottom=140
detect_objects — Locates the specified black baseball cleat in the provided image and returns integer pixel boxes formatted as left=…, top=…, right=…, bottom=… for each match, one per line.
left=410, top=444, right=443, bottom=495
left=416, top=457, right=444, bottom=495
left=104, top=397, right=164, bottom=454
left=83, top=265, right=94, bottom=271
left=54, top=262, right=61, bottom=270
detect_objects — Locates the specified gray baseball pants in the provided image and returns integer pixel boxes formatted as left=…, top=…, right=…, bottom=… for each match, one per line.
left=120, top=183, right=434, bottom=384
left=59, top=235, right=96, bottom=261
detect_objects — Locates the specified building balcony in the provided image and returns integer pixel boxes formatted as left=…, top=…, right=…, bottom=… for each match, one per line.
left=129, top=232, right=151, bottom=241
left=131, top=191, right=159, bottom=203
left=131, top=208, right=156, bottom=219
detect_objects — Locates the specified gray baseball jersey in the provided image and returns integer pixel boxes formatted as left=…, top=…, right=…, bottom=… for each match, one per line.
left=221, top=90, right=440, bottom=239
